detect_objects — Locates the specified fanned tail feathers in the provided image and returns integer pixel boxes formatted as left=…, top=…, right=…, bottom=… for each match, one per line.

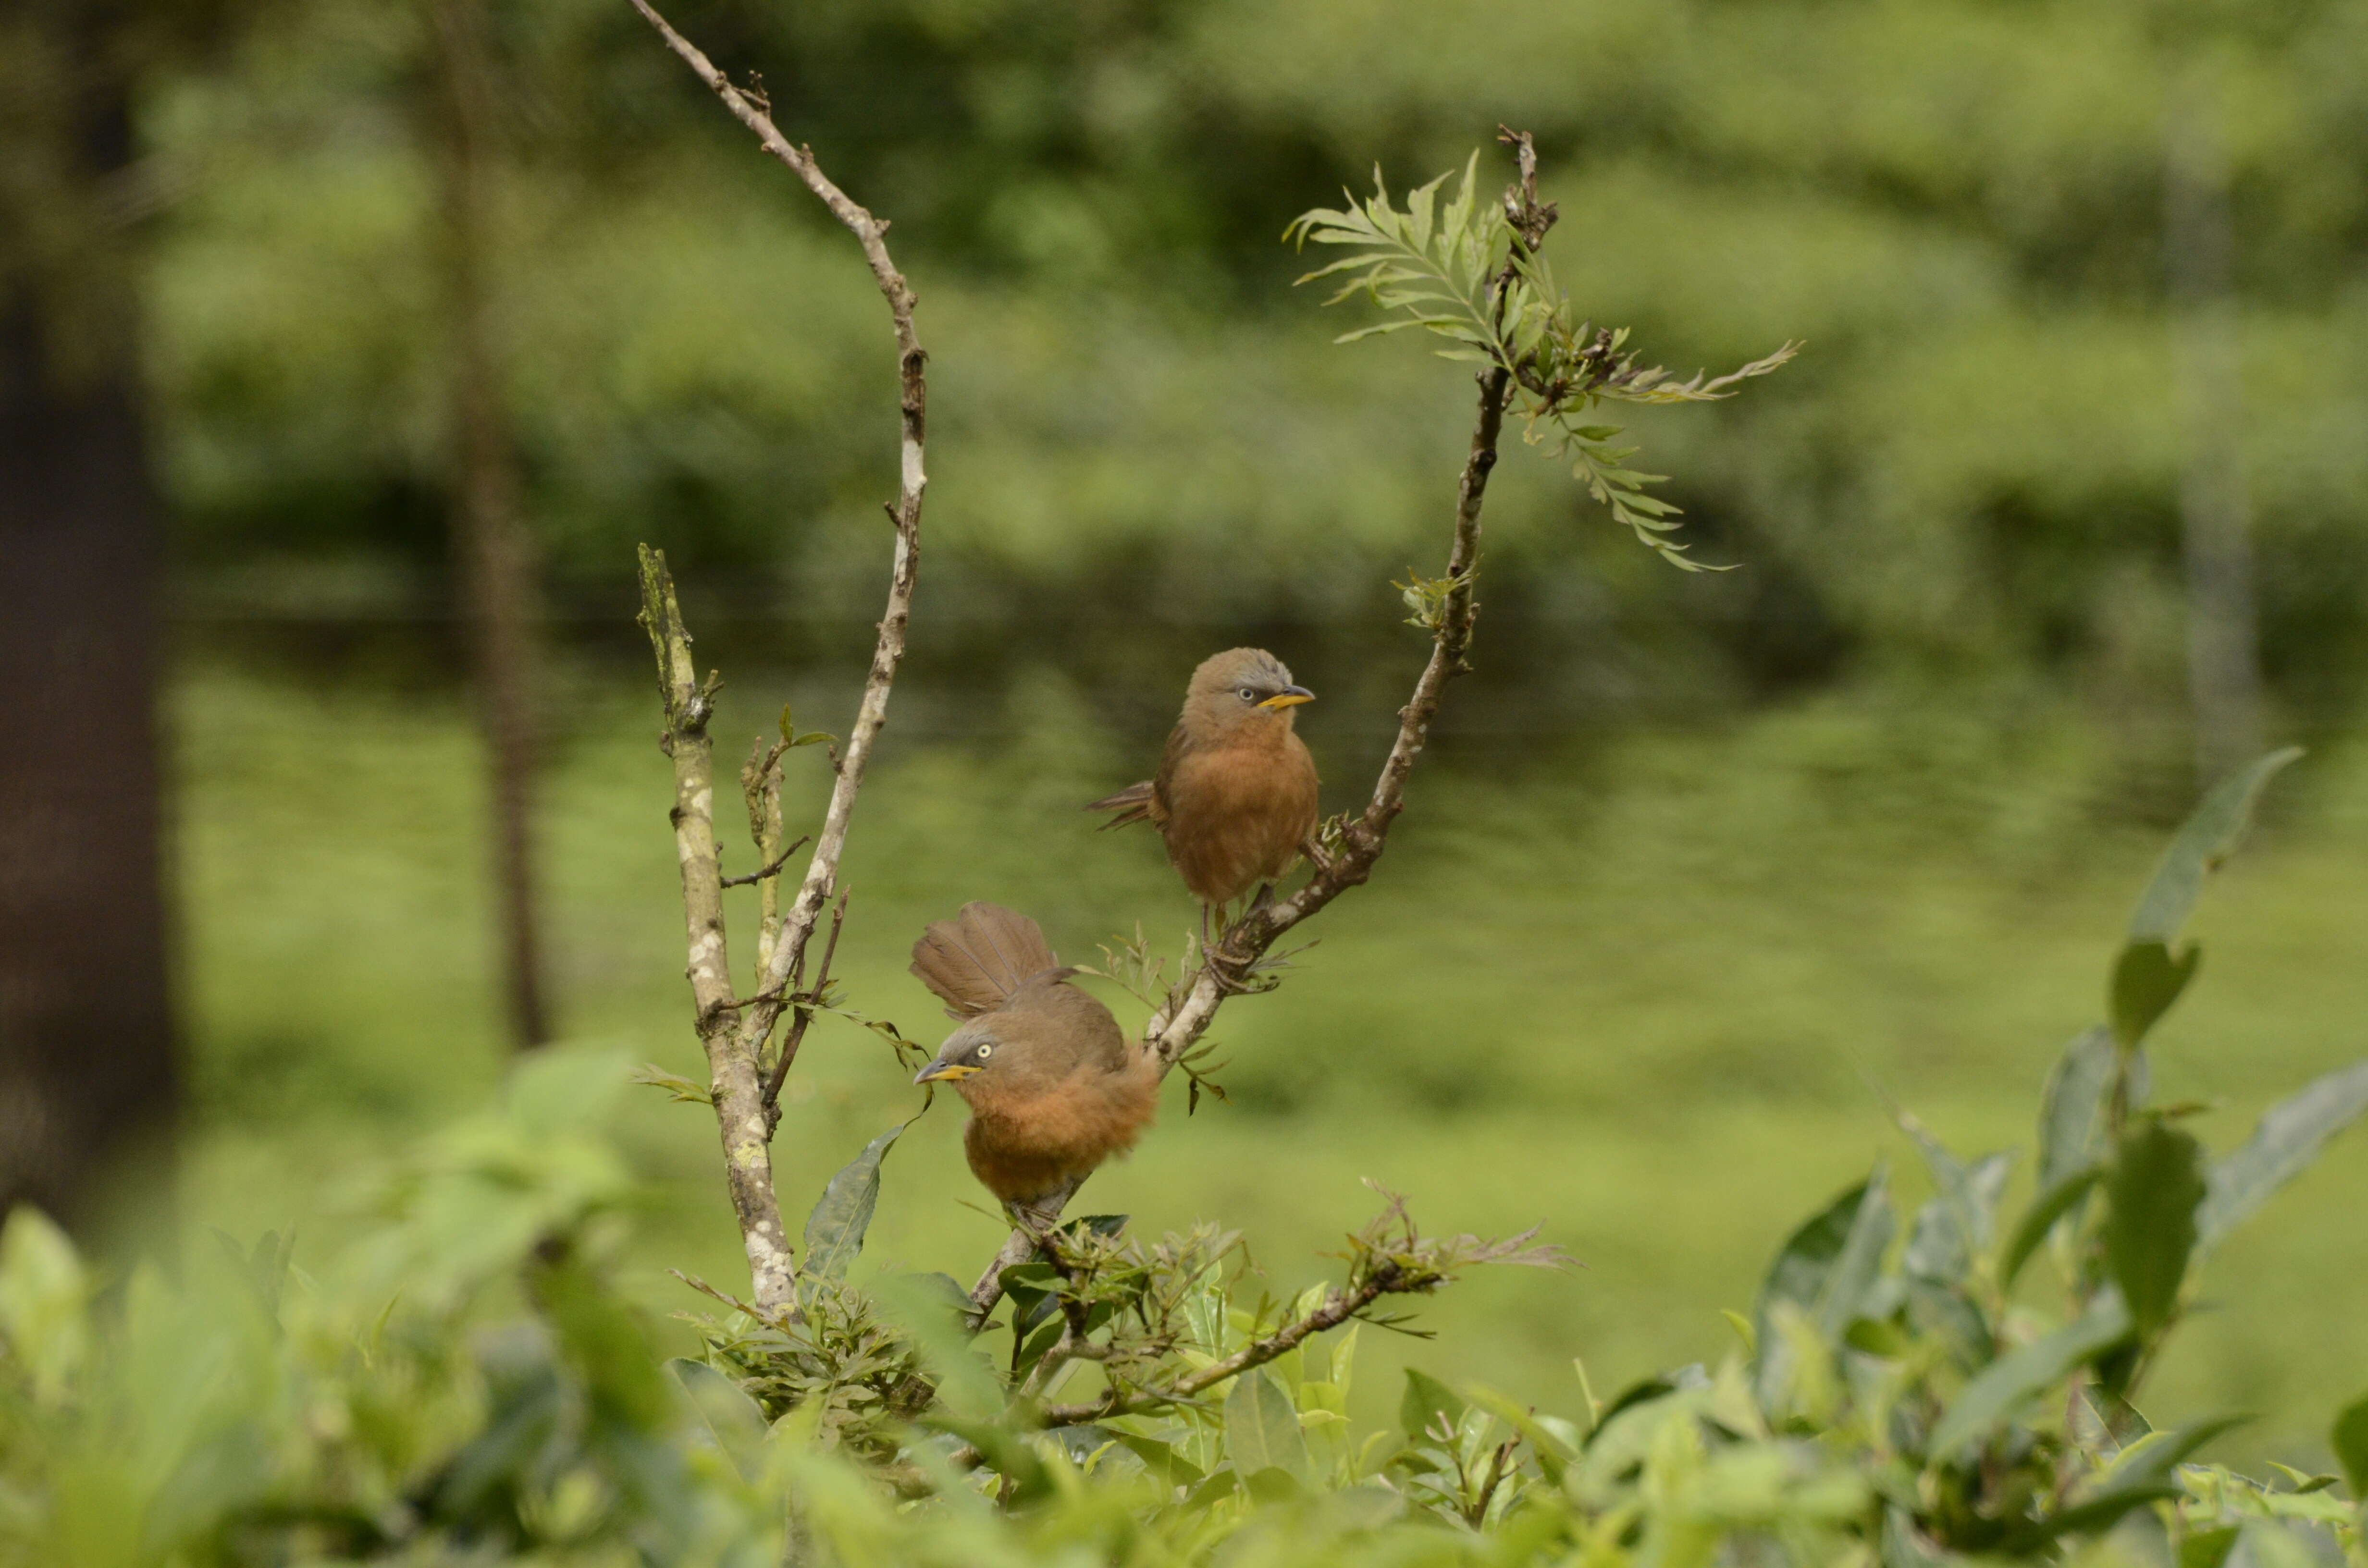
left=909, top=901, right=1060, bottom=1019
left=1085, top=780, right=1155, bottom=830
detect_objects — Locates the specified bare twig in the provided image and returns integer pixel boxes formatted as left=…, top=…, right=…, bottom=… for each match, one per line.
left=763, top=889, right=846, bottom=1131
left=720, top=834, right=807, bottom=889
left=630, top=0, right=929, bottom=1319
left=631, top=0, right=927, bottom=1086
left=965, top=139, right=1555, bottom=1315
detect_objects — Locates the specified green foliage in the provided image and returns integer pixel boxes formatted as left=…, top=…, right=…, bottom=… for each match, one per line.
left=16, top=753, right=2368, bottom=1563
left=1286, top=151, right=1796, bottom=568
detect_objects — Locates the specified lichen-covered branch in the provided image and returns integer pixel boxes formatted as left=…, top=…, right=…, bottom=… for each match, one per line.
left=629, top=0, right=930, bottom=1318
left=637, top=548, right=797, bottom=1312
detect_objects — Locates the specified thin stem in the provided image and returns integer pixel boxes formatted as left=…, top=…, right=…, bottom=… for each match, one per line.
left=637, top=548, right=795, bottom=1312
left=1036, top=1266, right=1403, bottom=1427
left=629, top=0, right=931, bottom=1317
left=964, top=152, right=1551, bottom=1313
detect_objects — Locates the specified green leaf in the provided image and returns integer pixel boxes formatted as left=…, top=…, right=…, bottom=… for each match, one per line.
left=2040, top=1027, right=2148, bottom=1191
left=1998, top=1166, right=2104, bottom=1290
left=2225, top=1519, right=2345, bottom=1568
left=629, top=1063, right=714, bottom=1106
left=1753, top=1165, right=1891, bottom=1401
left=871, top=1274, right=1003, bottom=1421
left=1901, top=1137, right=2010, bottom=1286
left=2007, top=1487, right=2184, bottom=1549
left=802, top=1122, right=905, bottom=1284
left=668, top=1358, right=769, bottom=1482
left=1883, top=1505, right=1965, bottom=1568
left=999, top=1261, right=1061, bottom=1336
left=2104, top=1120, right=2208, bottom=1341
left=0, top=1206, right=89, bottom=1405
left=1399, top=1367, right=1466, bottom=1444
left=2331, top=1390, right=2368, bottom=1495
left=2126, top=748, right=2303, bottom=944
left=1464, top=1384, right=1578, bottom=1485
left=1108, top=1430, right=1205, bottom=1488
left=1226, top=1369, right=1309, bottom=1482
left=538, top=1258, right=672, bottom=1431
left=1928, top=1293, right=2134, bottom=1458
left=2089, top=1413, right=2251, bottom=1498
left=2185, top=1526, right=2242, bottom=1568
left=2196, top=1060, right=2368, bottom=1253
left=2110, top=939, right=2203, bottom=1052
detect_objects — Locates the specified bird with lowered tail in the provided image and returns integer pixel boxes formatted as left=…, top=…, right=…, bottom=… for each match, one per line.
left=1087, top=647, right=1319, bottom=947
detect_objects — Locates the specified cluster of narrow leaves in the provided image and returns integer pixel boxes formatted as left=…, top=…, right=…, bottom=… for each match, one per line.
left=1286, top=148, right=1797, bottom=569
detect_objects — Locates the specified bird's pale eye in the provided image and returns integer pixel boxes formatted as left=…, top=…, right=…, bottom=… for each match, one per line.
left=1237, top=686, right=1257, bottom=702
left=974, top=1042, right=994, bottom=1060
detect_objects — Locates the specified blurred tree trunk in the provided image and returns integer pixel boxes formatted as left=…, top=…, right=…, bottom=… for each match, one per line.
left=2163, top=85, right=2265, bottom=784
left=0, top=4, right=179, bottom=1231
left=430, top=0, right=549, bottom=1050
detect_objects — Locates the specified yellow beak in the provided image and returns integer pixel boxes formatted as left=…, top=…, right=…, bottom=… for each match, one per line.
left=1257, top=686, right=1316, bottom=710
left=914, top=1060, right=981, bottom=1085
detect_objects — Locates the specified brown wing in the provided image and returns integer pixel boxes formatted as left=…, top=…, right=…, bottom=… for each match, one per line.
left=1085, top=723, right=1187, bottom=829
left=909, top=901, right=1060, bottom=1019
left=1084, top=779, right=1157, bottom=829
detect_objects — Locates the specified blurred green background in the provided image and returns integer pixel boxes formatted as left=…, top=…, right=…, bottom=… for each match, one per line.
left=150, top=0, right=2368, bottom=1467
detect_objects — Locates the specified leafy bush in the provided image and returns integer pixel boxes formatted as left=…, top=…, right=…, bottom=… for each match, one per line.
left=6, top=754, right=2367, bottom=1566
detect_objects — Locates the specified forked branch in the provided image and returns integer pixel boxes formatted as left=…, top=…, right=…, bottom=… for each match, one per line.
left=964, top=135, right=1556, bottom=1319
left=630, top=0, right=928, bottom=1319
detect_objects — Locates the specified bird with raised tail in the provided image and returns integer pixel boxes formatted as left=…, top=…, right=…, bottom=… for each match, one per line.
left=1086, top=648, right=1320, bottom=943
left=909, top=901, right=1160, bottom=1207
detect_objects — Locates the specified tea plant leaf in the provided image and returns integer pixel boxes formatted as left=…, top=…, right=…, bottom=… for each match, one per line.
left=2329, top=1391, right=2368, bottom=1496
left=1928, top=1292, right=2134, bottom=1458
left=2110, top=939, right=2203, bottom=1053
left=2226, top=1519, right=2345, bottom=1568
left=1399, top=1368, right=1466, bottom=1443
left=2196, top=1060, right=2368, bottom=1253
left=1998, top=1165, right=2103, bottom=1290
left=1753, top=1164, right=1891, bottom=1394
left=2039, top=1027, right=2146, bottom=1192
left=668, top=1357, right=769, bottom=1482
left=2104, top=1120, right=2207, bottom=1341
left=2126, top=748, right=2302, bottom=944
left=802, top=1121, right=905, bottom=1283
left=1227, top=1369, right=1309, bottom=1482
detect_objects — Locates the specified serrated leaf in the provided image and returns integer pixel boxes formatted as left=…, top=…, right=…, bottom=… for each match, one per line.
left=1227, top=1369, right=1309, bottom=1481
left=2110, top=939, right=2202, bottom=1053
left=668, top=1358, right=768, bottom=1482
left=2329, top=1392, right=2368, bottom=1495
left=2127, top=749, right=2303, bottom=943
left=2039, top=1027, right=2147, bottom=1192
left=1464, top=1384, right=1577, bottom=1485
left=629, top=1063, right=714, bottom=1105
left=1399, top=1367, right=1466, bottom=1444
left=802, top=1122, right=905, bottom=1283
left=1928, top=1293, right=2134, bottom=1458
left=1753, top=1165, right=1891, bottom=1403
left=2105, top=1121, right=2207, bottom=1341
left=2196, top=1060, right=2368, bottom=1252
left=2226, top=1519, right=2345, bottom=1568
left=1998, top=1166, right=2104, bottom=1289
